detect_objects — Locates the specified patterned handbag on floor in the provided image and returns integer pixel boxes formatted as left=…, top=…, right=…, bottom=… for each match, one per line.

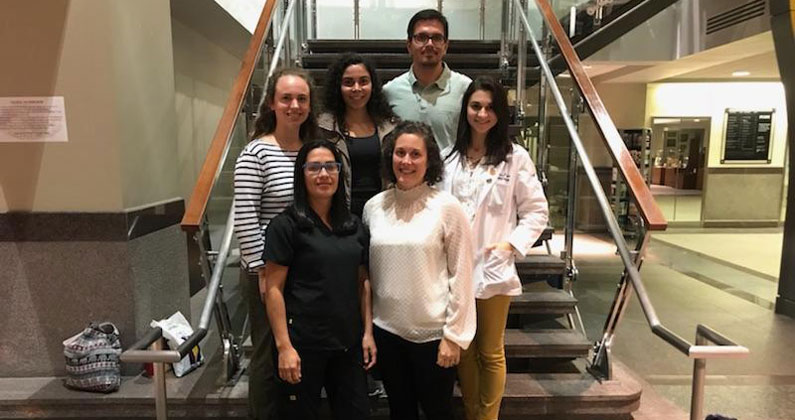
left=63, top=322, right=122, bottom=393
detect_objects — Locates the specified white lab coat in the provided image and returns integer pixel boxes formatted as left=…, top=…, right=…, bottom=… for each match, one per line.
left=441, top=144, right=549, bottom=299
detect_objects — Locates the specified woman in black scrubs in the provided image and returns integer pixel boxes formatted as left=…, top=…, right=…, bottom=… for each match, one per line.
left=318, top=53, right=398, bottom=217
left=262, top=140, right=375, bottom=420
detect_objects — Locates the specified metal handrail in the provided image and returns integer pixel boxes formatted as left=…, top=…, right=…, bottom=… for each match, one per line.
left=181, top=0, right=275, bottom=232
left=514, top=1, right=749, bottom=419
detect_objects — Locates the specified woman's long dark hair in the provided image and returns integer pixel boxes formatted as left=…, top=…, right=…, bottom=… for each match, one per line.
left=449, top=76, right=512, bottom=166
left=290, top=140, right=357, bottom=234
left=251, top=68, right=317, bottom=141
left=323, top=53, right=394, bottom=130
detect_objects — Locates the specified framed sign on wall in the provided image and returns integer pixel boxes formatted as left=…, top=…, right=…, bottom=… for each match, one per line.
left=720, top=109, right=774, bottom=163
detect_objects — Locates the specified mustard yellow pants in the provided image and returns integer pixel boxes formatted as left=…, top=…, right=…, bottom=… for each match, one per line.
left=457, top=295, right=512, bottom=420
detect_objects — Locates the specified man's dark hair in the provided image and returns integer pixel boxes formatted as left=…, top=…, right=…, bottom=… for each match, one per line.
left=448, top=76, right=513, bottom=166
left=381, top=121, right=444, bottom=186
left=406, top=9, right=449, bottom=40
left=323, top=53, right=395, bottom=129
left=291, top=140, right=356, bottom=234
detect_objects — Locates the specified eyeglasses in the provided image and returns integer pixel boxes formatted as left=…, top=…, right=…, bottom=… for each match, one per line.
left=412, top=33, right=445, bottom=45
left=303, top=162, right=341, bottom=174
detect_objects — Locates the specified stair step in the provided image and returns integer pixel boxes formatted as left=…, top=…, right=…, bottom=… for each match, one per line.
left=516, top=254, right=566, bottom=276
left=307, top=39, right=503, bottom=54
left=497, top=367, right=642, bottom=419
left=510, top=289, right=577, bottom=315
left=504, top=329, right=590, bottom=359
left=0, top=365, right=641, bottom=420
left=302, top=53, right=501, bottom=69
left=305, top=68, right=507, bottom=85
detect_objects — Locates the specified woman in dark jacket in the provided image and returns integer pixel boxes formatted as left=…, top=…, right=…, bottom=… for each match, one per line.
left=319, top=53, right=398, bottom=217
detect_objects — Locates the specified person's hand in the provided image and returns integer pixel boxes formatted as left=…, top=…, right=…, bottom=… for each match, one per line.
left=436, top=337, right=460, bottom=368
left=278, top=346, right=302, bottom=384
left=485, top=242, right=514, bottom=254
left=362, top=333, right=377, bottom=370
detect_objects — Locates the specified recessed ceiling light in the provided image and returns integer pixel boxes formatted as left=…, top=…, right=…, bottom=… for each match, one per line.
left=732, top=71, right=750, bottom=77
left=693, top=119, right=700, bottom=122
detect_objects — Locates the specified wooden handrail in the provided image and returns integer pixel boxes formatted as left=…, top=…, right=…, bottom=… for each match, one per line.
left=180, top=1, right=277, bottom=232
left=534, top=0, right=667, bottom=231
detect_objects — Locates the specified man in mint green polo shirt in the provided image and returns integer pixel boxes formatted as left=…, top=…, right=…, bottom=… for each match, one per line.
left=383, top=9, right=472, bottom=152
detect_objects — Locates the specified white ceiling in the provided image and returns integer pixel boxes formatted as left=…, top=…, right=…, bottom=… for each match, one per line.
left=581, top=31, right=781, bottom=83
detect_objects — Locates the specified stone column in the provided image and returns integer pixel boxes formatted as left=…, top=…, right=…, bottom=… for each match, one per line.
left=770, top=0, right=795, bottom=318
left=0, top=0, right=189, bottom=376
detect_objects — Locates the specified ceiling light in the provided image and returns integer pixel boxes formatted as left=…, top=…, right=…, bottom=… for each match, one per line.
left=693, top=119, right=700, bottom=122
left=732, top=71, right=750, bottom=77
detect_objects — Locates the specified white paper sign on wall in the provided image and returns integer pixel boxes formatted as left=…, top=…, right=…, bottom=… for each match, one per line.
left=0, top=96, right=69, bottom=142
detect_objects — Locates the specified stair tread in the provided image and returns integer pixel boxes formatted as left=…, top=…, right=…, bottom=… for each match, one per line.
left=504, top=329, right=590, bottom=358
left=512, top=290, right=577, bottom=305
left=501, top=371, right=640, bottom=400
left=510, top=290, right=577, bottom=315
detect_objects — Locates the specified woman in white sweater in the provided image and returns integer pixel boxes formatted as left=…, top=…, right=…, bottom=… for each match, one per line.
left=363, top=121, right=476, bottom=420
left=441, top=77, right=549, bottom=420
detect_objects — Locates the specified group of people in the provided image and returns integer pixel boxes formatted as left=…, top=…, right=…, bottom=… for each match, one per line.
left=233, top=9, right=549, bottom=420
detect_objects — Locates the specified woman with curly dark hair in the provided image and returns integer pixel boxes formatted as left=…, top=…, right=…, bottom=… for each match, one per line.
left=320, top=52, right=398, bottom=216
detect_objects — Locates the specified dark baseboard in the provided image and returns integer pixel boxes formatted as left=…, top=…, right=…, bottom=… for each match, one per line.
left=0, top=198, right=184, bottom=242
left=775, top=296, right=795, bottom=318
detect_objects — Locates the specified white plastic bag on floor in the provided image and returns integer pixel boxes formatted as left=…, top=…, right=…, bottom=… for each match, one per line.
left=150, top=312, right=203, bottom=377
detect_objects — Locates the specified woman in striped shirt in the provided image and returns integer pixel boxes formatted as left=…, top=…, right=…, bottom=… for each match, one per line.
left=233, top=67, right=317, bottom=420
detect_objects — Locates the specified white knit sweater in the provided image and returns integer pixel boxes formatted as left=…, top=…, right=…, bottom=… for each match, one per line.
left=363, top=183, right=476, bottom=350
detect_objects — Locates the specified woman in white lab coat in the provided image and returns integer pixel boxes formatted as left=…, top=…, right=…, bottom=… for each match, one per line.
left=441, top=76, right=549, bottom=420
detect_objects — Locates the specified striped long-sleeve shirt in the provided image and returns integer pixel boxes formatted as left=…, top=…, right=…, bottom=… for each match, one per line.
left=234, top=140, right=299, bottom=271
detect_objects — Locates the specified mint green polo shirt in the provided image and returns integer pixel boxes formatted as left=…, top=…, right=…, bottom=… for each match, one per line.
left=383, top=64, right=472, bottom=151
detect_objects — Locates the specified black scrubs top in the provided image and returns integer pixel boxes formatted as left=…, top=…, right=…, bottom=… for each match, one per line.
left=264, top=209, right=369, bottom=351
left=345, top=131, right=382, bottom=217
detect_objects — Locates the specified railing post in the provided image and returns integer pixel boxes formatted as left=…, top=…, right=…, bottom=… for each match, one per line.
left=690, top=334, right=708, bottom=420
left=152, top=338, right=168, bottom=420
left=499, top=0, right=511, bottom=69
left=479, top=0, right=486, bottom=40
left=562, top=89, right=580, bottom=271
left=515, top=0, right=527, bottom=125
left=536, top=27, right=549, bottom=187
left=353, top=0, right=360, bottom=40
left=310, top=0, right=317, bottom=40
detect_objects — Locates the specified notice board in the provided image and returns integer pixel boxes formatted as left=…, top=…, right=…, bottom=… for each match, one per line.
left=721, top=110, right=773, bottom=163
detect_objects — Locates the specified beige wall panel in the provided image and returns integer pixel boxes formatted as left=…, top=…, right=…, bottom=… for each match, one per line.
left=110, top=0, right=181, bottom=209
left=0, top=0, right=124, bottom=211
left=171, top=18, right=242, bottom=202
